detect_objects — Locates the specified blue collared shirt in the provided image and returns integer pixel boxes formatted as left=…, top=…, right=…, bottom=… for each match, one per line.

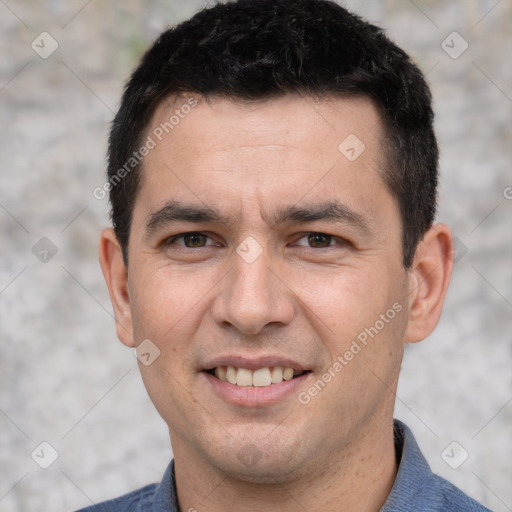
left=76, top=420, right=491, bottom=511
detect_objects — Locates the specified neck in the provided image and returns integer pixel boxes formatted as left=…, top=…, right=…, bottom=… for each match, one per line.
left=173, top=418, right=398, bottom=512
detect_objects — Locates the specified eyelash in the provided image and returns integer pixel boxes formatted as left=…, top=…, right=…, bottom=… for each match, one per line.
left=163, top=231, right=349, bottom=250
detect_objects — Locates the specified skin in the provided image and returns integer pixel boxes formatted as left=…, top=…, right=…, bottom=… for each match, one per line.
left=100, top=95, right=453, bottom=512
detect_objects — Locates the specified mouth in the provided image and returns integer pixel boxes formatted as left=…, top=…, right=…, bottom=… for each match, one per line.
left=204, top=366, right=311, bottom=387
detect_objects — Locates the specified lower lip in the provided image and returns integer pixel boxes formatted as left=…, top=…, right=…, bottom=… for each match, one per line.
left=203, top=372, right=311, bottom=407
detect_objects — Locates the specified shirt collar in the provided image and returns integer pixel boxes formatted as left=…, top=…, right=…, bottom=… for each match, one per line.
left=380, top=419, right=436, bottom=511
left=149, top=459, right=179, bottom=512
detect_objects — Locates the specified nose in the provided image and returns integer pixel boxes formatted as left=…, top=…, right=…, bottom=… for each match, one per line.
left=211, top=249, right=295, bottom=335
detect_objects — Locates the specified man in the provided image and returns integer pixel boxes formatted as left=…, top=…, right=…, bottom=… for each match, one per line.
left=82, top=0, right=491, bottom=510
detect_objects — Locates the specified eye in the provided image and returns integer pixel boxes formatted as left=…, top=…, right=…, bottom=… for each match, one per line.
left=294, top=232, right=345, bottom=249
left=164, top=232, right=216, bottom=248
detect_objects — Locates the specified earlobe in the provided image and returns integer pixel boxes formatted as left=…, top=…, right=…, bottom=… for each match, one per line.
left=404, top=223, right=454, bottom=344
left=98, top=228, right=135, bottom=347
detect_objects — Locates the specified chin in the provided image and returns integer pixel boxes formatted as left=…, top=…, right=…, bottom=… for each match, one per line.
left=206, top=433, right=311, bottom=485
left=221, top=456, right=305, bottom=485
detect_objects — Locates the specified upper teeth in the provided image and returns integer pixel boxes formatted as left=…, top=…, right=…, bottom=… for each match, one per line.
left=214, top=366, right=302, bottom=387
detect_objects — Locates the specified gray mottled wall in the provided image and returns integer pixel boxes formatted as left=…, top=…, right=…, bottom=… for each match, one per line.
left=0, top=1, right=511, bottom=511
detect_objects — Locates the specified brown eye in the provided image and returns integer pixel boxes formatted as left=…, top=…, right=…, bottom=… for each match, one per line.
left=307, top=233, right=333, bottom=248
left=182, top=233, right=208, bottom=247
left=166, top=232, right=214, bottom=248
left=293, top=232, right=349, bottom=250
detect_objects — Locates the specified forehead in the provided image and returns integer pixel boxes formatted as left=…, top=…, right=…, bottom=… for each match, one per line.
left=147, top=93, right=384, bottom=162
left=133, top=94, right=394, bottom=231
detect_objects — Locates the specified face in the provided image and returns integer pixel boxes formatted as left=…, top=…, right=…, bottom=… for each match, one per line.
left=111, top=95, right=415, bottom=482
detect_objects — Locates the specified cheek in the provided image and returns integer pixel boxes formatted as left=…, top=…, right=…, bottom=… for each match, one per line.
left=295, top=264, right=404, bottom=336
left=128, top=263, right=215, bottom=342
left=128, top=267, right=206, bottom=423
left=302, top=263, right=408, bottom=403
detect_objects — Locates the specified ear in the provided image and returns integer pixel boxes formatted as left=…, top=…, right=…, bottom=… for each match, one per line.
left=98, top=228, right=135, bottom=347
left=404, top=223, right=454, bottom=343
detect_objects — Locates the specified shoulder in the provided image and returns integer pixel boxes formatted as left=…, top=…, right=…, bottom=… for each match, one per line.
left=74, top=483, right=158, bottom=512
left=384, top=420, right=492, bottom=512
left=74, top=460, right=177, bottom=512
left=426, top=473, right=492, bottom=512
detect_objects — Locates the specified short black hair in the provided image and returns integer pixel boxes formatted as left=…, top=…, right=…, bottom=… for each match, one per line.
left=107, top=0, right=438, bottom=268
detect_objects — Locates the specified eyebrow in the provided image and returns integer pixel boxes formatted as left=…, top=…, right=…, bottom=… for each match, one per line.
left=145, top=199, right=370, bottom=235
left=146, top=201, right=229, bottom=233
left=267, top=202, right=370, bottom=233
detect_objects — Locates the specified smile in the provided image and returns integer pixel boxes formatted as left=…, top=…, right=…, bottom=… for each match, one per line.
left=206, top=366, right=308, bottom=387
